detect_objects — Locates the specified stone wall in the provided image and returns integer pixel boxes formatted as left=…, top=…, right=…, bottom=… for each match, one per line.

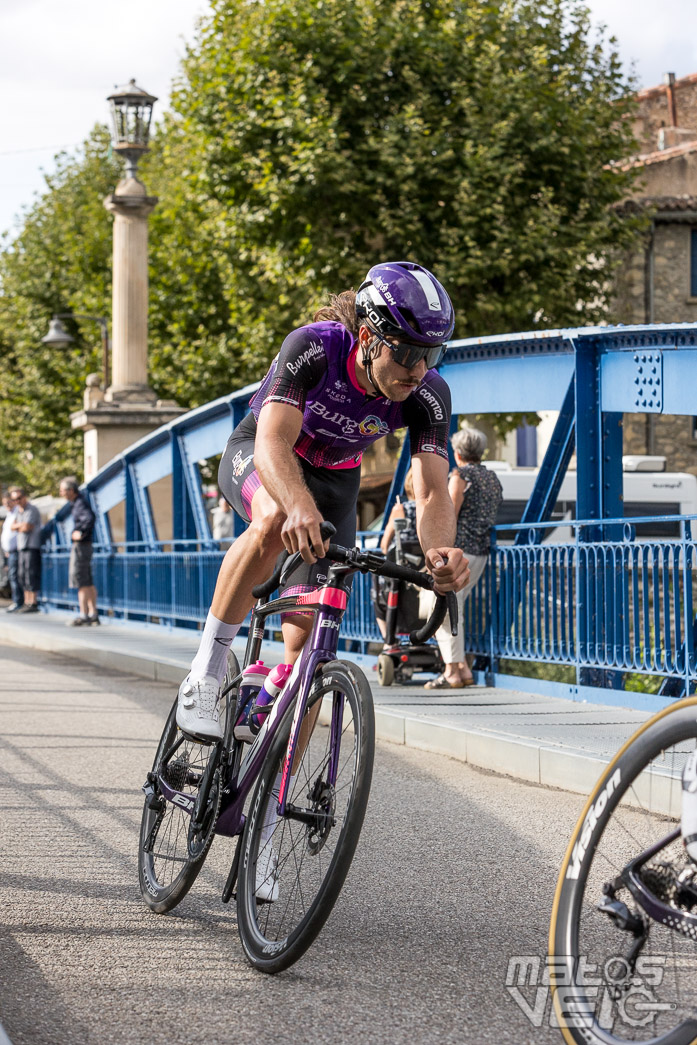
left=634, top=73, right=697, bottom=154
left=612, top=223, right=697, bottom=325
left=624, top=413, right=697, bottom=475
left=615, top=220, right=697, bottom=472
left=612, top=70, right=697, bottom=476
left=630, top=150, right=697, bottom=198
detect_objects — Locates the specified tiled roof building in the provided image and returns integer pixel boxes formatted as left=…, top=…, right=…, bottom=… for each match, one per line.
left=613, top=73, right=697, bottom=472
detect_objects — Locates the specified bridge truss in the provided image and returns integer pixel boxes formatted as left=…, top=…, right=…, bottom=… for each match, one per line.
left=41, top=322, right=697, bottom=708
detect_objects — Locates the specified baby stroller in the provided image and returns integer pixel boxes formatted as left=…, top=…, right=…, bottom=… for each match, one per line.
left=374, top=515, right=445, bottom=686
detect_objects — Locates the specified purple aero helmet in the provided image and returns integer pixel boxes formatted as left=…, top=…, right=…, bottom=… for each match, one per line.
left=355, top=261, right=455, bottom=347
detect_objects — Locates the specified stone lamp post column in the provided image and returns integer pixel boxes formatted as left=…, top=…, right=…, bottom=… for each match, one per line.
left=104, top=179, right=157, bottom=402
left=69, top=79, right=184, bottom=500
left=104, top=79, right=158, bottom=404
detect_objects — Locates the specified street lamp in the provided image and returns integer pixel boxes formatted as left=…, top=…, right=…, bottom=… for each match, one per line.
left=107, top=78, right=157, bottom=179
left=103, top=78, right=158, bottom=403
left=42, top=313, right=110, bottom=392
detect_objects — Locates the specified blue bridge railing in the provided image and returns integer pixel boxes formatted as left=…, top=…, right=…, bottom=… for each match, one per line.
left=42, top=513, right=697, bottom=705
left=40, top=533, right=386, bottom=648
left=39, top=321, right=697, bottom=708
left=458, top=514, right=697, bottom=704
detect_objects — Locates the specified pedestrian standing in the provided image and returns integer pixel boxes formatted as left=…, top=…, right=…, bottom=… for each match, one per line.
left=59, top=478, right=99, bottom=626
left=211, top=495, right=234, bottom=545
left=425, top=426, right=503, bottom=689
left=1, top=492, right=24, bottom=612
left=9, top=487, right=42, bottom=614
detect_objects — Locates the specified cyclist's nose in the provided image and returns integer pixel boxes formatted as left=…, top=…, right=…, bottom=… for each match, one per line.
left=408, top=358, right=428, bottom=380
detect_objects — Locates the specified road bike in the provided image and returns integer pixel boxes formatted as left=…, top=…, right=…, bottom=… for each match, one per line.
left=549, top=696, right=697, bottom=1045
left=138, top=522, right=455, bottom=973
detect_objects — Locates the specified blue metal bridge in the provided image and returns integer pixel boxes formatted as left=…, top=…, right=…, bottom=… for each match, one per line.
left=41, top=321, right=697, bottom=707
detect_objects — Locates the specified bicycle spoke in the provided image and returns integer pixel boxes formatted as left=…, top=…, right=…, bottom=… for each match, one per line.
left=238, top=662, right=374, bottom=970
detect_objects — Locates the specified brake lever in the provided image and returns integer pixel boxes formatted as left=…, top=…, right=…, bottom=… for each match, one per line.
left=445, top=590, right=459, bottom=637
left=278, top=550, right=305, bottom=590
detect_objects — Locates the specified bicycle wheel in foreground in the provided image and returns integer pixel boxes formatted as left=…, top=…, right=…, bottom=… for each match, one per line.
left=138, top=653, right=239, bottom=914
left=550, top=696, right=697, bottom=1045
left=237, top=660, right=375, bottom=973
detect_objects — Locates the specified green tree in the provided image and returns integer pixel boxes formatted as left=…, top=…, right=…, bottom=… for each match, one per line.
left=0, top=0, right=645, bottom=486
left=162, top=0, right=643, bottom=352
left=0, top=126, right=120, bottom=489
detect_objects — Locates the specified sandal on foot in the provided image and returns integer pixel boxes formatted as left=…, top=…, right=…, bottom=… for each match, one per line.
left=425, top=673, right=462, bottom=690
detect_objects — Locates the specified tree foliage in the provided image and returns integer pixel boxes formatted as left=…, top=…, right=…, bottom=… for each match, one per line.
left=0, top=127, right=119, bottom=489
left=0, top=0, right=644, bottom=488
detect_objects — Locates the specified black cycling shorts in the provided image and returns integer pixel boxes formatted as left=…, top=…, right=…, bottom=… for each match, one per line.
left=218, top=412, right=361, bottom=589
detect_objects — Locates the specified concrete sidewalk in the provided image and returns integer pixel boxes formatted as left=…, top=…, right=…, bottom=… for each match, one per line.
left=0, top=608, right=654, bottom=799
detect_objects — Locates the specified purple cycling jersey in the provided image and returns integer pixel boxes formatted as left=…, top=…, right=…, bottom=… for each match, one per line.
left=249, top=321, right=451, bottom=470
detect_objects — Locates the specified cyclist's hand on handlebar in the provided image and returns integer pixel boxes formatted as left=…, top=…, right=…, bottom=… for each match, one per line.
left=425, top=547, right=470, bottom=594
left=281, top=499, right=328, bottom=564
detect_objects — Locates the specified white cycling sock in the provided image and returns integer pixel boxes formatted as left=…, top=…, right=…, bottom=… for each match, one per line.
left=188, top=611, right=242, bottom=686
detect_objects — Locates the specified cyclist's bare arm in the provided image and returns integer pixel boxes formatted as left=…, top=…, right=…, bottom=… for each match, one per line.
left=411, top=452, right=470, bottom=593
left=254, top=402, right=326, bottom=563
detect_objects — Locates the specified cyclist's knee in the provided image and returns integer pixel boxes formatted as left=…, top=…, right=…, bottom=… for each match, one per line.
left=248, top=505, right=285, bottom=548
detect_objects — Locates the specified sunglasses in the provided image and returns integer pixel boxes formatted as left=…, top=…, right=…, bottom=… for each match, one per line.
left=369, top=328, right=447, bottom=370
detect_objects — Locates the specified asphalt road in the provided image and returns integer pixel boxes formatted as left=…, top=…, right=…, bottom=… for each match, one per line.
left=0, top=642, right=587, bottom=1045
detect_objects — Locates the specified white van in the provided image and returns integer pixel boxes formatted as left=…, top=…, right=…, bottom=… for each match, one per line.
left=490, top=457, right=697, bottom=540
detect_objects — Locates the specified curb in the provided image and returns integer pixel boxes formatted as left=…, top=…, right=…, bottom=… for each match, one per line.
left=0, top=620, right=609, bottom=800
left=371, top=707, right=609, bottom=796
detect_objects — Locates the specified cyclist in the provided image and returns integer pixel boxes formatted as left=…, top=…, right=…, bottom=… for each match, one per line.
left=177, top=261, right=471, bottom=741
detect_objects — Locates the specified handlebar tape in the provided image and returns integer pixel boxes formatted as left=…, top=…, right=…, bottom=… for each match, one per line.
left=408, top=590, right=458, bottom=644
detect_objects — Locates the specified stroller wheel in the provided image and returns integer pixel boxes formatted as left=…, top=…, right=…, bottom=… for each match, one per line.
left=377, top=654, right=395, bottom=687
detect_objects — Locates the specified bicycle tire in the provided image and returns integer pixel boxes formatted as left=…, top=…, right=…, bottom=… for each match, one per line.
left=138, top=652, right=240, bottom=913
left=237, top=660, right=375, bottom=973
left=550, top=696, right=697, bottom=1045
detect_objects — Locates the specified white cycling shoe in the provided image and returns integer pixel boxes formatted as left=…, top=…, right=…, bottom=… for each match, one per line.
left=255, top=845, right=279, bottom=904
left=176, top=674, right=223, bottom=741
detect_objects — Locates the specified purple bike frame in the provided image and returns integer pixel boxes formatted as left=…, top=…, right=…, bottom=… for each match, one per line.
left=160, top=583, right=349, bottom=840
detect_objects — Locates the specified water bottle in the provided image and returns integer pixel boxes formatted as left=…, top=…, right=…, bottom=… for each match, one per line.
left=233, top=661, right=271, bottom=742
left=682, top=750, right=697, bottom=862
left=248, top=663, right=293, bottom=735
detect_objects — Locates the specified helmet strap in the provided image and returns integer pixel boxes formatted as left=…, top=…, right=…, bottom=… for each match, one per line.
left=362, top=338, right=387, bottom=399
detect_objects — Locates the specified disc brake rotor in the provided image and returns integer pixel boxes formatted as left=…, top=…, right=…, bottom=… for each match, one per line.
left=306, top=779, right=336, bottom=855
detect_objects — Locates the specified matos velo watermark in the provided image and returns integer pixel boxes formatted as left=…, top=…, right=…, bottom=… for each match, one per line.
left=505, top=954, right=674, bottom=1030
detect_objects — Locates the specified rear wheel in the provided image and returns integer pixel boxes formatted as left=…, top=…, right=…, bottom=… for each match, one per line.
left=237, top=660, right=374, bottom=973
left=138, top=652, right=239, bottom=913
left=550, top=697, right=697, bottom=1045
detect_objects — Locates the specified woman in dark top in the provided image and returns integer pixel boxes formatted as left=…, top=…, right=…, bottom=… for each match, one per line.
left=425, top=426, right=502, bottom=689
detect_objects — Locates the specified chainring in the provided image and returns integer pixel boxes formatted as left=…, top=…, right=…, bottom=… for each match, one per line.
left=187, top=765, right=222, bottom=861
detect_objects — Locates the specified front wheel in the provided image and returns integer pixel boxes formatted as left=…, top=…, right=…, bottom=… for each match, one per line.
left=237, top=660, right=375, bottom=973
left=138, top=652, right=240, bottom=913
left=550, top=696, right=697, bottom=1045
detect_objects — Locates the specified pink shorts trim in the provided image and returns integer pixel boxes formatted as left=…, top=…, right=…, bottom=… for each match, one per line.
left=240, top=471, right=262, bottom=520
left=280, top=583, right=315, bottom=621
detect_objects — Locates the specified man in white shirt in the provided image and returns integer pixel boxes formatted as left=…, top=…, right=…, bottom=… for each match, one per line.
left=1, top=493, right=24, bottom=613
left=9, top=487, right=42, bottom=614
left=211, top=496, right=234, bottom=545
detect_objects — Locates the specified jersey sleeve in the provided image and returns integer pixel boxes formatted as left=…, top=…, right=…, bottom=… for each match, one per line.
left=255, top=327, right=328, bottom=414
left=403, top=371, right=451, bottom=460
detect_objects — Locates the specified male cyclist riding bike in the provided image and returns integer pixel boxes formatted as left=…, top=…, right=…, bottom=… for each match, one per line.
left=176, top=261, right=471, bottom=743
